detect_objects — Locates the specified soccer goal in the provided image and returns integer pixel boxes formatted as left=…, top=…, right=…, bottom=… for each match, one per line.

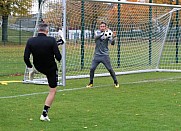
left=23, top=0, right=66, bottom=86
left=23, top=0, right=181, bottom=86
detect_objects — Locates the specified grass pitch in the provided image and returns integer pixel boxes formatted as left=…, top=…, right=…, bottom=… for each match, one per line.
left=1, top=72, right=181, bottom=131
left=0, top=32, right=181, bottom=130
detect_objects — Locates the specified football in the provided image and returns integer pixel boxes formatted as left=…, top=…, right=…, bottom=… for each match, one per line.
left=104, top=30, right=113, bottom=39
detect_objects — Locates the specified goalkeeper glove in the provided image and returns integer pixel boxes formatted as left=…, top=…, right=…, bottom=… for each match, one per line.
left=58, top=30, right=66, bottom=43
left=27, top=67, right=35, bottom=81
left=100, top=32, right=106, bottom=40
left=57, top=39, right=64, bottom=46
left=100, top=32, right=104, bottom=36
left=111, top=40, right=115, bottom=45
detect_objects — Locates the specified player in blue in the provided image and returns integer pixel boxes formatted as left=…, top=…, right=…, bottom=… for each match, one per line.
left=86, top=22, right=119, bottom=88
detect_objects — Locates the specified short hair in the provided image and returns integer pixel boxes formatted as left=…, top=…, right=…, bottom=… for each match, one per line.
left=100, top=21, right=107, bottom=26
left=38, top=23, right=49, bottom=32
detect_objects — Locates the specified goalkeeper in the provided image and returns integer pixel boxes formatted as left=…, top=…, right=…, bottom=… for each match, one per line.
left=24, top=23, right=63, bottom=121
left=86, top=21, right=119, bottom=88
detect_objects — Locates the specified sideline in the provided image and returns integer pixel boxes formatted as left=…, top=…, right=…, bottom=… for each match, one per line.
left=0, top=77, right=181, bottom=99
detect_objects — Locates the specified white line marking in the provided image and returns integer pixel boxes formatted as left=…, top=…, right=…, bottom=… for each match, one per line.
left=0, top=76, right=181, bottom=99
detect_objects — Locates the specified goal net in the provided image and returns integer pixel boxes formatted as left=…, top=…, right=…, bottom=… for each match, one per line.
left=23, top=0, right=181, bottom=86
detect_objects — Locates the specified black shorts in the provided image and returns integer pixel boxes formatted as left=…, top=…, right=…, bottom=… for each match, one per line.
left=46, top=70, right=58, bottom=88
left=35, top=65, right=58, bottom=88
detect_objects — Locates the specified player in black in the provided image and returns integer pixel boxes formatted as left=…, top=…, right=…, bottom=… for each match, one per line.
left=24, top=23, right=63, bottom=121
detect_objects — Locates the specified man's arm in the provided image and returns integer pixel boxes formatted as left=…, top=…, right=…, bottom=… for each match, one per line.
left=53, top=38, right=62, bottom=62
left=24, top=41, right=33, bottom=68
left=109, top=31, right=116, bottom=45
left=94, top=30, right=104, bottom=41
left=108, top=36, right=116, bottom=45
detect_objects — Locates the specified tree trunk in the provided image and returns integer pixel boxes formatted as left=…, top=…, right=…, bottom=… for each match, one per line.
left=2, top=15, right=8, bottom=42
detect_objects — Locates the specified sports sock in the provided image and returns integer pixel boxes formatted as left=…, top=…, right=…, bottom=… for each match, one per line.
left=114, top=80, right=118, bottom=84
left=42, top=105, right=50, bottom=117
left=90, top=80, right=93, bottom=84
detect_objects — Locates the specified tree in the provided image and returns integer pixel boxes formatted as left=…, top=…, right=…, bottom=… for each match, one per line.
left=0, top=0, right=32, bottom=42
left=44, top=1, right=107, bottom=29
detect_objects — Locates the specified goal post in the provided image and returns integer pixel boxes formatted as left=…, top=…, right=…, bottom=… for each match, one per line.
left=23, top=0, right=181, bottom=86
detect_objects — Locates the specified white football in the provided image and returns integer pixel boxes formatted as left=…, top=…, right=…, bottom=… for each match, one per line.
left=104, top=30, right=113, bottom=38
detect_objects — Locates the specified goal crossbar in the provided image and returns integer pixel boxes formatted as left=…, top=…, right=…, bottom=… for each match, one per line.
left=83, top=0, right=181, bottom=8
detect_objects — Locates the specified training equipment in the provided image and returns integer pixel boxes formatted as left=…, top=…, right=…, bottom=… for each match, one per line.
left=23, top=0, right=181, bottom=86
left=104, top=30, right=113, bottom=39
left=40, top=115, right=50, bottom=121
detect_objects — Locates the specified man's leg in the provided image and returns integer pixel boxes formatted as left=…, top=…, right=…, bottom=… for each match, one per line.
left=102, top=56, right=119, bottom=87
left=40, top=70, right=58, bottom=121
left=87, top=57, right=100, bottom=87
left=40, top=87, right=56, bottom=121
left=45, top=88, right=56, bottom=107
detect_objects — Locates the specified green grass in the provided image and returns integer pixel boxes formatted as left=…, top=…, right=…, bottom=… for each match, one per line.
left=1, top=30, right=181, bottom=130
left=0, top=45, right=25, bottom=76
left=1, top=72, right=181, bottom=131
left=0, top=28, right=33, bottom=45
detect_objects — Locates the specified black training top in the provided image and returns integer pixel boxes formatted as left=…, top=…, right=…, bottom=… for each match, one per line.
left=24, top=33, right=62, bottom=71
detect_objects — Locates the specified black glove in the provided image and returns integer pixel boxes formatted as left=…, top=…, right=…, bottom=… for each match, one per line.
left=57, top=39, right=64, bottom=46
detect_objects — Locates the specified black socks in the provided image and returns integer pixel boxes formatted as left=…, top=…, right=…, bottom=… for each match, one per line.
left=42, top=105, right=50, bottom=117
left=90, top=80, right=93, bottom=84
left=114, top=80, right=118, bottom=84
